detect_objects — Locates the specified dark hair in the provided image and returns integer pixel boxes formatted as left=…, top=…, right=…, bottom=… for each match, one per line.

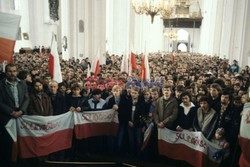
left=221, top=90, right=232, bottom=101
left=18, top=71, right=30, bottom=80
left=180, top=91, right=192, bottom=100
left=199, top=96, right=211, bottom=106
left=210, top=83, right=222, bottom=93
left=92, top=89, right=102, bottom=95
left=33, top=79, right=43, bottom=85
left=162, top=85, right=173, bottom=91
left=176, top=85, right=185, bottom=92
left=71, top=83, right=81, bottom=90
left=236, top=76, right=243, bottom=81
left=5, top=63, right=16, bottom=72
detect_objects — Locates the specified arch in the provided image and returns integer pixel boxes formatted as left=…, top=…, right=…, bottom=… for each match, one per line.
left=178, top=43, right=188, bottom=52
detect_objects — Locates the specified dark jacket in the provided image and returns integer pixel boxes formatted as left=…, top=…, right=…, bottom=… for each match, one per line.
left=28, top=92, right=53, bottom=116
left=106, top=95, right=120, bottom=109
left=216, top=104, right=236, bottom=142
left=48, top=92, right=67, bottom=115
left=176, top=103, right=197, bottom=130
left=210, top=96, right=221, bottom=113
left=66, top=96, right=85, bottom=112
left=117, top=94, right=131, bottom=124
left=193, top=107, right=218, bottom=140
left=127, top=97, right=146, bottom=128
left=0, top=79, right=30, bottom=125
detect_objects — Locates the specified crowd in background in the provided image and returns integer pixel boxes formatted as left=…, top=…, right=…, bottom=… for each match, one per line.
left=0, top=52, right=249, bottom=167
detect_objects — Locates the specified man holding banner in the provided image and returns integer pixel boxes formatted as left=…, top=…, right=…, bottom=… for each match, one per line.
left=0, top=64, right=30, bottom=166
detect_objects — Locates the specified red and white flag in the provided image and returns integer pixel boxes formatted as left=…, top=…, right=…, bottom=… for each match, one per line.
left=130, top=52, right=137, bottom=70
left=0, top=12, right=21, bottom=63
left=48, top=34, right=62, bottom=83
left=5, top=112, right=74, bottom=159
left=239, top=102, right=250, bottom=167
left=141, top=122, right=154, bottom=151
left=128, top=52, right=137, bottom=76
left=91, top=49, right=101, bottom=77
left=140, top=54, right=150, bottom=80
left=158, top=128, right=222, bottom=167
left=74, top=109, right=119, bottom=139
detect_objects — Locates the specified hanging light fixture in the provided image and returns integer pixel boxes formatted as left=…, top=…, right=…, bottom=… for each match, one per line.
left=131, top=0, right=173, bottom=23
left=164, top=25, right=178, bottom=40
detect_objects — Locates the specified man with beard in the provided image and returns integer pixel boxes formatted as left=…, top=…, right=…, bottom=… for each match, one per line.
left=28, top=79, right=53, bottom=116
left=0, top=64, right=30, bottom=166
left=193, top=96, right=218, bottom=140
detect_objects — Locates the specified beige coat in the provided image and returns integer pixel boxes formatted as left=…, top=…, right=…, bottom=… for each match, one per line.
left=154, top=96, right=178, bottom=128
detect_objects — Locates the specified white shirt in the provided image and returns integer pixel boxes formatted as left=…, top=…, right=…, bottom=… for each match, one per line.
left=180, top=102, right=195, bottom=115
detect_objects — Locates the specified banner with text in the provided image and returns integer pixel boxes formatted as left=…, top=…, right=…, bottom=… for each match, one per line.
left=5, top=112, right=74, bottom=159
left=74, top=109, right=119, bottom=139
left=158, top=128, right=222, bottom=167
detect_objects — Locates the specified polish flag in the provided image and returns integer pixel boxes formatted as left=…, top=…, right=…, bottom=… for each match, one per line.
left=5, top=112, right=74, bottom=159
left=91, top=49, right=101, bottom=77
left=120, top=53, right=129, bottom=74
left=140, top=54, right=150, bottom=80
left=158, top=128, right=222, bottom=167
left=74, top=109, right=119, bottom=139
left=239, top=103, right=250, bottom=167
left=141, top=122, right=154, bottom=150
left=0, top=12, right=21, bottom=63
left=48, top=34, right=62, bottom=83
left=128, top=52, right=137, bottom=76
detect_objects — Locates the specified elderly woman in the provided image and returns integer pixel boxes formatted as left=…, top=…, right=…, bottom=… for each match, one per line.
left=193, top=96, right=218, bottom=140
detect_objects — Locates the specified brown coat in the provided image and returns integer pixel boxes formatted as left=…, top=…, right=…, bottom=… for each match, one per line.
left=154, top=96, right=178, bottom=128
left=28, top=92, right=53, bottom=116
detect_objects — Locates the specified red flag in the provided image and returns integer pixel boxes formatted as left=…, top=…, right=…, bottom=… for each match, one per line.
left=140, top=56, right=146, bottom=79
left=0, top=13, right=21, bottom=63
left=91, top=49, right=101, bottom=77
left=94, top=60, right=100, bottom=77
left=48, top=54, right=54, bottom=77
left=130, top=52, right=137, bottom=70
left=140, top=54, right=150, bottom=80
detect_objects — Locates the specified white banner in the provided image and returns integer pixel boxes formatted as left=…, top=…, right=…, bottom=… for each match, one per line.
left=158, top=128, right=223, bottom=166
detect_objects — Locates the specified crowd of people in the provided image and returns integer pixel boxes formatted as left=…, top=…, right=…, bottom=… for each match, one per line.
left=0, top=52, right=249, bottom=167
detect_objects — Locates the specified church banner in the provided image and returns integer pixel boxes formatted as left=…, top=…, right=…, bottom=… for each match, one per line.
left=158, top=128, right=222, bottom=167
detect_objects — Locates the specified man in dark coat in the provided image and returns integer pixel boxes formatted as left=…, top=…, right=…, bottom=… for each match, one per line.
left=0, top=64, right=30, bottom=166
left=28, top=79, right=53, bottom=116
left=48, top=80, right=67, bottom=115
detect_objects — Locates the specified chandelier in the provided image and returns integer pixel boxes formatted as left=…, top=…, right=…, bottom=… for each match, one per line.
left=131, top=0, right=174, bottom=23
left=164, top=25, right=178, bottom=40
